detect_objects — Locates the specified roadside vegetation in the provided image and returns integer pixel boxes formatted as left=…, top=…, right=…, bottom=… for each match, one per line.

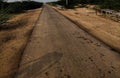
left=0, top=1, right=43, bottom=78
left=50, top=0, right=120, bottom=10
left=0, top=0, right=43, bottom=24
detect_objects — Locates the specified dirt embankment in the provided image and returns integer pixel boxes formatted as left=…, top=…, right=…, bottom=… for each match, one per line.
left=0, top=8, right=42, bottom=78
left=53, top=7, right=120, bottom=52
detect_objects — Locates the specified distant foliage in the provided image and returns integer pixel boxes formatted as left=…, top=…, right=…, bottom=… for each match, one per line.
left=51, top=0, right=120, bottom=10
left=0, top=1, right=43, bottom=24
left=6, top=2, right=24, bottom=13
left=22, top=1, right=43, bottom=10
left=100, top=0, right=120, bottom=10
left=0, top=1, right=43, bottom=13
left=52, top=0, right=80, bottom=8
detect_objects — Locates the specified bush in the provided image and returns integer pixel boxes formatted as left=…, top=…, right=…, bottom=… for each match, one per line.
left=52, top=0, right=120, bottom=10
left=6, top=2, right=24, bottom=13
left=100, top=0, right=120, bottom=10
left=22, top=1, right=43, bottom=10
left=0, top=1, right=43, bottom=24
left=0, top=13, right=10, bottom=24
left=5, top=1, right=43, bottom=13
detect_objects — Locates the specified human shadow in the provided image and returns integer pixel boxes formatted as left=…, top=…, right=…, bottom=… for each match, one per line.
left=15, top=51, right=63, bottom=78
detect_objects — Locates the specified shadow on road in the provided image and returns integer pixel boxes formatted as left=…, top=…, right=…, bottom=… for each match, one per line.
left=15, top=52, right=63, bottom=78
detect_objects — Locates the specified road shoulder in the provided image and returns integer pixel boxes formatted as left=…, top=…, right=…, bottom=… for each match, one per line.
left=53, top=6, right=120, bottom=52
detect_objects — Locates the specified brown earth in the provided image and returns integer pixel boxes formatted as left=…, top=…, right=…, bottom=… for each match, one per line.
left=16, top=5, right=120, bottom=78
left=53, top=7, right=120, bottom=52
left=0, top=8, right=41, bottom=78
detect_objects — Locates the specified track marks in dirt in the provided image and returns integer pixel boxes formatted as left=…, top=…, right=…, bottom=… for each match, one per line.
left=16, top=52, right=63, bottom=78
left=44, top=66, right=72, bottom=78
left=72, top=31, right=102, bottom=48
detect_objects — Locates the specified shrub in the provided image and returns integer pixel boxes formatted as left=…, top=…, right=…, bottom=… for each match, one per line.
left=52, top=0, right=120, bottom=10
left=6, top=2, right=24, bottom=13
left=0, top=13, right=10, bottom=24
left=0, top=1, right=43, bottom=24
left=22, top=1, right=43, bottom=10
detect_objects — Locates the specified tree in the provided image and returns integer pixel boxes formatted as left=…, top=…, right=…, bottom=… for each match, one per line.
left=55, top=0, right=80, bottom=8
left=0, top=0, right=4, bottom=11
left=53, top=0, right=120, bottom=10
left=100, top=0, right=120, bottom=10
left=0, top=0, right=3, bottom=2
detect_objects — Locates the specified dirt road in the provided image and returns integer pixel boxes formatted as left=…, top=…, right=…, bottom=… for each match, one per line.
left=16, top=5, right=120, bottom=78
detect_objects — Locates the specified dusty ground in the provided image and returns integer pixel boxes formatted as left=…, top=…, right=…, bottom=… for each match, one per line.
left=16, top=5, right=120, bottom=78
left=0, top=8, right=41, bottom=78
left=53, top=7, right=120, bottom=52
left=56, top=7, right=120, bottom=37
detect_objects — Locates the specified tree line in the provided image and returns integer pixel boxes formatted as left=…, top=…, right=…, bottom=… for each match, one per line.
left=0, top=0, right=43, bottom=24
left=51, top=0, right=120, bottom=10
left=0, top=1, right=43, bottom=13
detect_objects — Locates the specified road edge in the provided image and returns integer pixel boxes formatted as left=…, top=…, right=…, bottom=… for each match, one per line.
left=53, top=7, right=120, bottom=53
left=13, top=7, right=44, bottom=78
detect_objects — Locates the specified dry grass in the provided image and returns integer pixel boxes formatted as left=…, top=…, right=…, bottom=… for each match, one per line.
left=0, top=8, right=41, bottom=78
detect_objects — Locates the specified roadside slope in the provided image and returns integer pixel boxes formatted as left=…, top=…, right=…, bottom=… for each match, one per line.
left=0, top=8, right=42, bottom=78
left=53, top=7, right=120, bottom=52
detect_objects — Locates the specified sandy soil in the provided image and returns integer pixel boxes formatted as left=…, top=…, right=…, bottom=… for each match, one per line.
left=53, top=7, right=120, bottom=52
left=0, top=8, right=41, bottom=78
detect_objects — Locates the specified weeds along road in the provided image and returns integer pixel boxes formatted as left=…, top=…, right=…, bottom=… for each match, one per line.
left=15, top=5, right=120, bottom=78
